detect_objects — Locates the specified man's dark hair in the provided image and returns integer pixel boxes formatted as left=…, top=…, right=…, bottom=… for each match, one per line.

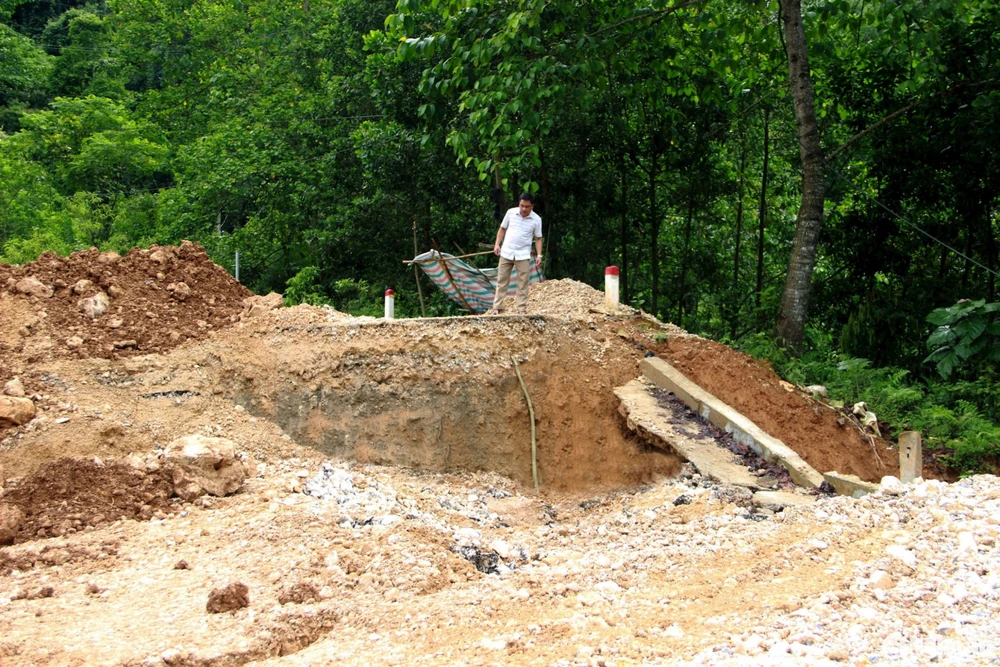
left=518, top=192, right=535, bottom=203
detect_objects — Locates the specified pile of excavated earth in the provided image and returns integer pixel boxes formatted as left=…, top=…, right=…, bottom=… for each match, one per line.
left=0, top=244, right=997, bottom=666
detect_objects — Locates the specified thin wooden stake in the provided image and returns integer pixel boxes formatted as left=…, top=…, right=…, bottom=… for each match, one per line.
left=431, top=240, right=474, bottom=313
left=412, top=217, right=426, bottom=317
left=512, top=356, right=539, bottom=491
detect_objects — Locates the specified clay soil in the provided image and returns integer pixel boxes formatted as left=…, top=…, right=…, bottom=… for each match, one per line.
left=0, top=242, right=250, bottom=385
left=0, top=244, right=932, bottom=665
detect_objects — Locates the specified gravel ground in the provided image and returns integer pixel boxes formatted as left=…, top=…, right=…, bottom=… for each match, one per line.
left=678, top=475, right=1000, bottom=666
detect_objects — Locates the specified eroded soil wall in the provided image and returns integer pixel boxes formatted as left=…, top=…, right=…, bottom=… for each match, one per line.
left=218, top=318, right=679, bottom=492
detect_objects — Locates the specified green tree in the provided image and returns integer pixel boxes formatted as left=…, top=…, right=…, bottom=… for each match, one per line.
left=47, top=9, right=124, bottom=99
left=0, top=22, right=52, bottom=129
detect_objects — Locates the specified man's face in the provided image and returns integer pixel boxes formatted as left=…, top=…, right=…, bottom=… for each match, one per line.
left=518, top=199, right=534, bottom=216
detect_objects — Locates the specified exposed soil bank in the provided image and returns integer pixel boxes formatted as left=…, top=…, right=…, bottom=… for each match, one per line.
left=215, top=316, right=680, bottom=492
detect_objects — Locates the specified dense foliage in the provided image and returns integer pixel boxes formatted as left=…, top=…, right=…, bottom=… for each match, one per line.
left=1, top=0, right=998, bottom=472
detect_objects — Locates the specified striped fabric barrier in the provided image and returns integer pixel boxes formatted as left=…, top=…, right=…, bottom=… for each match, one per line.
left=412, top=250, right=544, bottom=313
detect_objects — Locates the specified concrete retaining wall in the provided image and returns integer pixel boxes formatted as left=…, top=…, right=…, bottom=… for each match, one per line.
left=640, top=357, right=825, bottom=489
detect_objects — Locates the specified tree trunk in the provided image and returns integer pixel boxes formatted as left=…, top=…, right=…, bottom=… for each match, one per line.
left=539, top=145, right=557, bottom=276
left=731, top=134, right=746, bottom=336
left=987, top=205, right=997, bottom=302
left=774, top=0, right=825, bottom=351
left=961, top=226, right=972, bottom=290
left=756, top=108, right=770, bottom=310
left=649, top=150, right=660, bottom=316
left=678, top=194, right=695, bottom=323
left=620, top=151, right=630, bottom=303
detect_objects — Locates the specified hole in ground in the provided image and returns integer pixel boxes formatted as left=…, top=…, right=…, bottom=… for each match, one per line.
left=233, top=344, right=681, bottom=493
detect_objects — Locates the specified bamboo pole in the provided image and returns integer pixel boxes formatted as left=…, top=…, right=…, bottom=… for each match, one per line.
left=402, top=249, right=495, bottom=265
left=512, top=356, right=539, bottom=491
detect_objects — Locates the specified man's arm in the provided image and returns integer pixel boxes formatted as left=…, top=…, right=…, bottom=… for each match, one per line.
left=534, top=215, right=544, bottom=265
left=494, top=227, right=506, bottom=255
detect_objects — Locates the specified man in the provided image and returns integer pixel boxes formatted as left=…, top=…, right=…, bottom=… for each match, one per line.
left=487, top=193, right=543, bottom=315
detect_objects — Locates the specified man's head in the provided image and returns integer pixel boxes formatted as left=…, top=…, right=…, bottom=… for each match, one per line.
left=518, top=192, right=535, bottom=217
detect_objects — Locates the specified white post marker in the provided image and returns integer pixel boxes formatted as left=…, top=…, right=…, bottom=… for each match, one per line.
left=605, top=266, right=620, bottom=312
left=384, top=289, right=395, bottom=320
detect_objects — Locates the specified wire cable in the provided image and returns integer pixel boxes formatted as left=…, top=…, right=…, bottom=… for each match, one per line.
left=831, top=165, right=1000, bottom=279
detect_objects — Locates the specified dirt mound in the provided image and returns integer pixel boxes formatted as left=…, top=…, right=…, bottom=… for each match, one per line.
left=0, top=241, right=251, bottom=375
left=1, top=457, right=177, bottom=543
left=655, top=334, right=898, bottom=482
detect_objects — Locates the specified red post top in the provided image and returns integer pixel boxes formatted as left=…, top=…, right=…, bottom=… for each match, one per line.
left=385, top=289, right=395, bottom=297
left=605, top=266, right=620, bottom=276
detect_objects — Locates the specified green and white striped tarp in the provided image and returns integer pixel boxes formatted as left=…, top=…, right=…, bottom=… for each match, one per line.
left=412, top=250, right=544, bottom=313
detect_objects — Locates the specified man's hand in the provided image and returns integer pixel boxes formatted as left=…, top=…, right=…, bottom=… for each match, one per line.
left=494, top=243, right=501, bottom=255
left=535, top=254, right=543, bottom=266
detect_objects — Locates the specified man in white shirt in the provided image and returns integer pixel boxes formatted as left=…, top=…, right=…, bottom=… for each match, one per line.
left=487, top=193, right=543, bottom=315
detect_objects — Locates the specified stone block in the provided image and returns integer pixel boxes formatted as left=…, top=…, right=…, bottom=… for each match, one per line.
left=752, top=490, right=817, bottom=511
left=823, top=471, right=880, bottom=498
left=898, top=431, right=922, bottom=484
left=0, top=396, right=35, bottom=425
left=164, top=434, right=246, bottom=501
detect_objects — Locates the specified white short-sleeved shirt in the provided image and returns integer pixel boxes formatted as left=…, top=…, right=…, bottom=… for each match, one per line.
left=499, top=208, right=543, bottom=261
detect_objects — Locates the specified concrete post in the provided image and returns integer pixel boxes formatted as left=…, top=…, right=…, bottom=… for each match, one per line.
left=898, top=431, right=922, bottom=483
left=605, top=266, right=620, bottom=312
left=384, top=289, right=395, bottom=320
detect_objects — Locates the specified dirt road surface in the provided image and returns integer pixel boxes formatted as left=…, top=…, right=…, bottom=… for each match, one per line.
left=1, top=245, right=995, bottom=666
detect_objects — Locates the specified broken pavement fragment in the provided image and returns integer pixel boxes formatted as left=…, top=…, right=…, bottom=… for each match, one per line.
left=164, top=434, right=247, bottom=501
left=0, top=396, right=35, bottom=425
left=640, top=357, right=825, bottom=488
left=822, top=471, right=880, bottom=498
left=614, top=379, right=760, bottom=488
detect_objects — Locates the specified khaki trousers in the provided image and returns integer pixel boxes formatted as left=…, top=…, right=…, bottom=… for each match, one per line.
left=493, top=256, right=531, bottom=311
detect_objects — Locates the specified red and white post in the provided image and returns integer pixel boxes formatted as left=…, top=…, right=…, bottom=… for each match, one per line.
left=604, top=266, right=620, bottom=311
left=384, top=289, right=395, bottom=320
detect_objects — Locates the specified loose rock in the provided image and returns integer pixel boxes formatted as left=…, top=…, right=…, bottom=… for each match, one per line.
left=15, top=277, right=52, bottom=298
left=2, top=378, right=25, bottom=397
left=0, top=503, right=24, bottom=545
left=0, top=396, right=35, bottom=425
left=164, top=435, right=246, bottom=501
left=206, top=582, right=249, bottom=613
left=78, top=292, right=110, bottom=319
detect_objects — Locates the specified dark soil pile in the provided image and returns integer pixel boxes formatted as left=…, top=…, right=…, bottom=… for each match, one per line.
left=653, top=335, right=899, bottom=483
left=1, top=457, right=178, bottom=544
left=0, top=241, right=251, bottom=374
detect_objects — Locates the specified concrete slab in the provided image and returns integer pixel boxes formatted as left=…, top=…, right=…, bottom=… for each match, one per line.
left=640, top=357, right=825, bottom=489
left=752, top=490, right=817, bottom=511
left=823, top=471, right=880, bottom=498
left=614, top=379, right=761, bottom=488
